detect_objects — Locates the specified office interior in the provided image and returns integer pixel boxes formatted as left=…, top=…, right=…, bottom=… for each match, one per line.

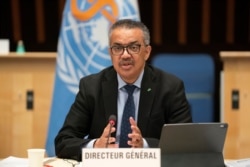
left=0, top=0, right=249, bottom=160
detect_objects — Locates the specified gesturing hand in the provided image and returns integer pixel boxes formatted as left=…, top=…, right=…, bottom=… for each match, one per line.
left=128, top=117, right=143, bottom=148
left=94, top=123, right=118, bottom=148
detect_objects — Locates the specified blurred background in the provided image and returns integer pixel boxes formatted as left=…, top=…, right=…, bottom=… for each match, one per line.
left=1, top=0, right=249, bottom=121
left=0, top=0, right=249, bottom=51
left=0, top=0, right=249, bottom=159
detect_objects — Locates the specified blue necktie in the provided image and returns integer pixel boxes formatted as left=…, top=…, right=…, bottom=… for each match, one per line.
left=119, top=85, right=136, bottom=148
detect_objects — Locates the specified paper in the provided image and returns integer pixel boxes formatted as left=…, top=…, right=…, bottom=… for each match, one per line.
left=225, top=158, right=250, bottom=167
left=0, top=156, right=82, bottom=167
left=0, top=39, right=10, bottom=55
left=0, top=156, right=28, bottom=167
left=45, top=158, right=81, bottom=167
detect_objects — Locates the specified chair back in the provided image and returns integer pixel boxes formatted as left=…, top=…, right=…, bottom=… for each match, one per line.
left=151, top=53, right=215, bottom=122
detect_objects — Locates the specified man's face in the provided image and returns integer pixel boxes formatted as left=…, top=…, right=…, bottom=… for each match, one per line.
left=109, top=27, right=151, bottom=84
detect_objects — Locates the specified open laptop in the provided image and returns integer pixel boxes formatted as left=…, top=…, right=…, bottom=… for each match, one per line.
left=159, top=123, right=228, bottom=167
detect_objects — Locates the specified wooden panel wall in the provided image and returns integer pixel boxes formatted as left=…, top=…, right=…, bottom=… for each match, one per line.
left=0, top=53, right=56, bottom=158
left=220, top=52, right=250, bottom=159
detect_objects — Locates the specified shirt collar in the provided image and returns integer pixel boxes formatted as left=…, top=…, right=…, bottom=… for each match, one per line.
left=117, top=70, right=144, bottom=89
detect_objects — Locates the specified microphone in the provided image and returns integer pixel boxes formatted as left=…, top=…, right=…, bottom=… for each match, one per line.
left=106, top=115, right=116, bottom=148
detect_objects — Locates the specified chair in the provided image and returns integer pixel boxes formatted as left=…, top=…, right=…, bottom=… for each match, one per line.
left=151, top=53, right=215, bottom=122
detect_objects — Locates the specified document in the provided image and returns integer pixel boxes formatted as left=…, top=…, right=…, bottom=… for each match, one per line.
left=225, top=158, right=250, bottom=167
left=0, top=156, right=28, bottom=167
left=0, top=156, right=82, bottom=167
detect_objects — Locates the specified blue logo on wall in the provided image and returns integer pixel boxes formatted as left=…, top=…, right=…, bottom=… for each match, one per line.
left=57, top=0, right=140, bottom=94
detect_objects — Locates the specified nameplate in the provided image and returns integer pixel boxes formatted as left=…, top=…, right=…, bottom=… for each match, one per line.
left=82, top=148, right=160, bottom=167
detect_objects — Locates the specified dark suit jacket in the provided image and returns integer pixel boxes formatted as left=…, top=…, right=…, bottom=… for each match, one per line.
left=55, top=64, right=192, bottom=161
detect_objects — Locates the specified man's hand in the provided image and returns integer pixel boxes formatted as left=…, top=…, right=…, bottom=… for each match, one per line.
left=128, top=117, right=143, bottom=148
left=94, top=123, right=118, bottom=148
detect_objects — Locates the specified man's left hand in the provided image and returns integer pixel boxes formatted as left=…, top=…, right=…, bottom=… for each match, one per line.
left=128, top=117, right=143, bottom=148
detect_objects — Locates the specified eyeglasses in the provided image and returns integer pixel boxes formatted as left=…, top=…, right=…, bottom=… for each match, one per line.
left=110, top=44, right=141, bottom=56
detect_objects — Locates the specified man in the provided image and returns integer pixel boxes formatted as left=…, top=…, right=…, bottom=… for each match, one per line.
left=55, top=19, right=192, bottom=161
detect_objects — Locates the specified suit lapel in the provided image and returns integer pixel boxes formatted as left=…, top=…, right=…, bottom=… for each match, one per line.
left=102, top=68, right=118, bottom=128
left=137, top=66, right=157, bottom=135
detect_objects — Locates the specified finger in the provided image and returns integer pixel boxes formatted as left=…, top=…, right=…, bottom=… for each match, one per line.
left=101, top=124, right=109, bottom=137
left=107, top=143, right=119, bottom=148
left=107, top=137, right=116, bottom=144
left=95, top=125, right=116, bottom=148
left=128, top=118, right=143, bottom=147
left=94, top=127, right=109, bottom=148
left=111, top=126, right=116, bottom=133
left=131, top=124, right=141, bottom=134
left=128, top=137, right=143, bottom=148
left=129, top=117, right=140, bottom=133
left=103, top=123, right=116, bottom=137
left=129, top=117, right=137, bottom=126
left=128, top=132, right=142, bottom=147
left=128, top=132, right=141, bottom=143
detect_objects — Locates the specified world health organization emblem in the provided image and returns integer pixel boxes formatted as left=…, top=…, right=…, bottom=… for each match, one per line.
left=57, top=0, right=140, bottom=94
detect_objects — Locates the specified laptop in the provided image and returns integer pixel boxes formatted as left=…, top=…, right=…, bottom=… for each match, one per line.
left=159, top=123, right=228, bottom=167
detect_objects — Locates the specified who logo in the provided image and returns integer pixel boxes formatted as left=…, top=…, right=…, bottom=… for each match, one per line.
left=57, top=0, right=140, bottom=94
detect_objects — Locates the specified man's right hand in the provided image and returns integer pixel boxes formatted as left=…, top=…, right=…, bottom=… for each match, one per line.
left=94, top=123, right=118, bottom=148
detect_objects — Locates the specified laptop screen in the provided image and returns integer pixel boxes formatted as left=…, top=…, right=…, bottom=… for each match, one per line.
left=158, top=123, right=228, bottom=167
left=159, top=123, right=228, bottom=154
